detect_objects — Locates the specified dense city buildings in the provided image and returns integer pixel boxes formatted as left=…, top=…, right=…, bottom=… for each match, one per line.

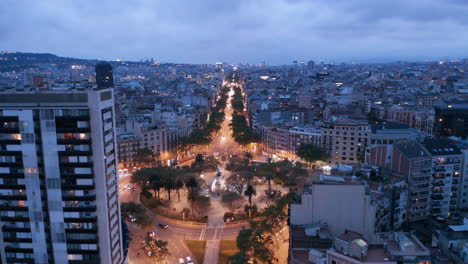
left=1, top=52, right=468, bottom=264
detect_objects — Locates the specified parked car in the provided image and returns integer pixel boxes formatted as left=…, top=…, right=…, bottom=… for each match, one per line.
left=122, top=184, right=133, bottom=190
left=128, top=215, right=136, bottom=222
left=186, top=256, right=194, bottom=264
left=178, top=258, right=185, bottom=264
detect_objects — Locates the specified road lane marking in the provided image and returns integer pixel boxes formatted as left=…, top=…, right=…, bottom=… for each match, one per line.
left=199, top=227, right=206, bottom=240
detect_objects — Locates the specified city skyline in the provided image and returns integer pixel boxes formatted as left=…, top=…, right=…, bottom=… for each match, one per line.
left=2, top=0, right=468, bottom=64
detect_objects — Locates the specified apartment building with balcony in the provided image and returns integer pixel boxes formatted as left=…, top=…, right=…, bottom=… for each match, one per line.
left=392, top=138, right=463, bottom=222
left=392, top=141, right=432, bottom=222
left=322, top=119, right=370, bottom=164
left=421, top=138, right=463, bottom=217
left=0, top=85, right=123, bottom=263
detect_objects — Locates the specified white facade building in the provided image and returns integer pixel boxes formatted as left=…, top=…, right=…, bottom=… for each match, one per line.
left=290, top=183, right=379, bottom=243
left=0, top=86, right=123, bottom=264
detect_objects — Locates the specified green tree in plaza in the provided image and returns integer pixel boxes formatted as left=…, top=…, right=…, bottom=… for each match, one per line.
left=120, top=202, right=152, bottom=228
left=185, top=176, right=199, bottom=215
left=141, top=236, right=170, bottom=262
left=233, top=225, right=277, bottom=264
left=174, top=178, right=184, bottom=202
left=221, top=191, right=244, bottom=213
left=243, top=152, right=253, bottom=167
left=135, top=147, right=155, bottom=167
left=163, top=172, right=176, bottom=201
left=195, top=153, right=204, bottom=163
left=296, top=143, right=330, bottom=164
left=227, top=252, right=250, bottom=264
left=244, top=184, right=257, bottom=218
left=130, top=167, right=152, bottom=187
left=151, top=176, right=164, bottom=201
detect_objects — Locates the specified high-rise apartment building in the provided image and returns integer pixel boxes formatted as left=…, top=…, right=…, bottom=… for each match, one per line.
left=95, top=63, right=114, bottom=89
left=392, top=139, right=463, bottom=222
left=0, top=84, right=123, bottom=263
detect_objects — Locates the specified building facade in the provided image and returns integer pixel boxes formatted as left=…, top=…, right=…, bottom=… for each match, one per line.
left=322, top=120, right=370, bottom=164
left=0, top=87, right=123, bottom=263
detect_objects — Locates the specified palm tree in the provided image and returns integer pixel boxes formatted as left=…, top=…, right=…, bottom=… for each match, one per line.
left=151, top=176, right=164, bottom=201
left=174, top=178, right=184, bottom=202
left=244, top=184, right=257, bottom=218
left=185, top=176, right=199, bottom=216
left=243, top=152, right=253, bottom=167
left=266, top=173, right=272, bottom=195
left=164, top=176, right=175, bottom=201
left=185, top=176, right=199, bottom=197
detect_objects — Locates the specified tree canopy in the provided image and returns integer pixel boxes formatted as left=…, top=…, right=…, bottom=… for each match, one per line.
left=296, top=143, right=330, bottom=163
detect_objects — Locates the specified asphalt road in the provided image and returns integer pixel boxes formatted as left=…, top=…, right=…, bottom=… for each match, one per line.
left=121, top=81, right=251, bottom=264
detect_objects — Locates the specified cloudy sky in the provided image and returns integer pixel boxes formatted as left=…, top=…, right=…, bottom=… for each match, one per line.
left=1, top=0, right=468, bottom=64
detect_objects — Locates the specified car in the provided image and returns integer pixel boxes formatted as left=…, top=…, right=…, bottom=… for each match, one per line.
left=148, top=229, right=157, bottom=237
left=158, top=223, right=169, bottom=229
left=178, top=258, right=185, bottom=264
left=122, top=184, right=133, bottom=190
left=128, top=215, right=136, bottom=222
left=186, top=256, right=194, bottom=264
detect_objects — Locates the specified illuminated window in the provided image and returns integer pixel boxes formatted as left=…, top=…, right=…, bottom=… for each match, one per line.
left=24, top=168, right=38, bottom=174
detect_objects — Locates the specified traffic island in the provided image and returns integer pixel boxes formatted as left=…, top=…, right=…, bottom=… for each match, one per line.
left=184, top=240, right=206, bottom=264
left=218, top=240, right=238, bottom=264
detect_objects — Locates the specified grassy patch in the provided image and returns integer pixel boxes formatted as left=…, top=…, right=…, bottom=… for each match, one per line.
left=184, top=240, right=206, bottom=264
left=218, top=240, right=238, bottom=264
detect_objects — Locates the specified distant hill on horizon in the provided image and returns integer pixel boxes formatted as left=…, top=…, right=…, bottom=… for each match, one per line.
left=0, top=51, right=149, bottom=72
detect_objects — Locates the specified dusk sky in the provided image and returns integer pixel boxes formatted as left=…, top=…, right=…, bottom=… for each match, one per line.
left=1, top=0, right=468, bottom=64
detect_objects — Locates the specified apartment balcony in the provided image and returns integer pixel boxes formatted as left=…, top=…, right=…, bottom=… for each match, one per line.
left=434, top=167, right=446, bottom=172
left=67, top=248, right=99, bottom=255
left=4, top=246, right=33, bottom=253
left=431, top=194, right=444, bottom=200
left=0, top=139, right=21, bottom=145
left=59, top=162, right=93, bottom=168
left=61, top=184, right=95, bottom=190
left=0, top=205, right=28, bottom=211
left=0, top=183, right=26, bottom=189
left=0, top=173, right=25, bottom=179
left=62, top=194, right=96, bottom=201
left=432, top=181, right=444, bottom=186
left=61, top=173, right=94, bottom=179
left=66, top=237, right=99, bottom=244
left=64, top=216, right=97, bottom=223
left=0, top=216, right=30, bottom=222
left=57, top=138, right=91, bottom=144
left=55, top=127, right=90, bottom=133
left=6, top=257, right=34, bottom=264
left=3, top=237, right=33, bottom=243
left=58, top=150, right=92, bottom=156
left=69, top=260, right=100, bottom=264
left=2, top=226, right=31, bottom=233
left=0, top=126, right=20, bottom=133
left=0, top=194, right=27, bottom=200
left=63, top=205, right=97, bottom=212
left=65, top=227, right=98, bottom=233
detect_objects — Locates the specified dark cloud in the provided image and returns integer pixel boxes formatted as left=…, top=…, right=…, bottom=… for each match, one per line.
left=0, top=0, right=467, bottom=64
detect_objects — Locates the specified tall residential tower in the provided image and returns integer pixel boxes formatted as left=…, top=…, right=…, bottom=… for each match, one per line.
left=0, top=80, right=123, bottom=262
